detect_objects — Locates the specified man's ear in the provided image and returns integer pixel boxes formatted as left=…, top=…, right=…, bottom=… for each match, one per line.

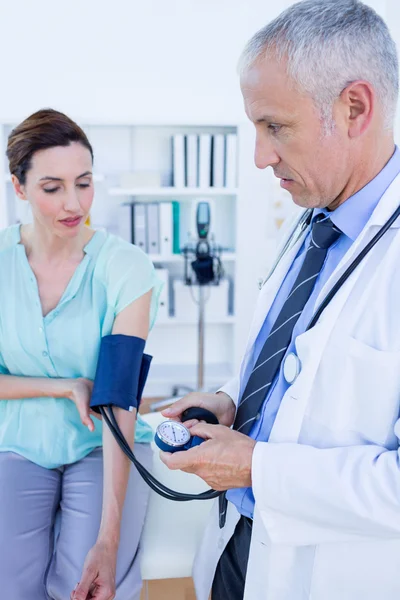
left=11, top=174, right=28, bottom=201
left=340, top=80, right=374, bottom=138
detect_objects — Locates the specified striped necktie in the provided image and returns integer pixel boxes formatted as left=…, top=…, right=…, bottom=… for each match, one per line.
left=219, top=216, right=341, bottom=527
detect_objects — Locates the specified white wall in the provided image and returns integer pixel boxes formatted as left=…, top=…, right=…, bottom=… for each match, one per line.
left=0, top=0, right=299, bottom=125
left=0, top=0, right=398, bottom=377
left=0, top=0, right=392, bottom=126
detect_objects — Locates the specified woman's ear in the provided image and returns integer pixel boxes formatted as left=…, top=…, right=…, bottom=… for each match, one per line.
left=11, top=174, right=27, bottom=201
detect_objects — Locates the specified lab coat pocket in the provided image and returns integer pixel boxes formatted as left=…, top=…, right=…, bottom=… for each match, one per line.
left=309, top=335, right=400, bottom=445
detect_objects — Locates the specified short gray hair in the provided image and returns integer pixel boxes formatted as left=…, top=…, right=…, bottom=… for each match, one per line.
left=239, top=0, right=399, bottom=131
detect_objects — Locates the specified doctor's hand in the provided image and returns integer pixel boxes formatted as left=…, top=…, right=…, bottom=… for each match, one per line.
left=162, top=391, right=236, bottom=428
left=71, top=541, right=117, bottom=600
left=160, top=423, right=256, bottom=490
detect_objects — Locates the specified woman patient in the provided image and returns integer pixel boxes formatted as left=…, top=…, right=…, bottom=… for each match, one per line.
left=0, top=109, right=162, bottom=600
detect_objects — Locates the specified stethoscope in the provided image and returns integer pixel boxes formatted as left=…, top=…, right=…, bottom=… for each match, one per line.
left=100, top=201, right=400, bottom=502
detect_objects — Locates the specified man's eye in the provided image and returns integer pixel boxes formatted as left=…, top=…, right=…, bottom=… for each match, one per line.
left=268, top=124, right=282, bottom=134
left=43, top=188, right=59, bottom=194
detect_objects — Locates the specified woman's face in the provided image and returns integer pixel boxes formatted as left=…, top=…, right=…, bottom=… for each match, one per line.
left=13, top=142, right=94, bottom=238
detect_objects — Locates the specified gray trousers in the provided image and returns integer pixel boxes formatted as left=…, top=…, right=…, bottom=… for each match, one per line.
left=0, top=443, right=152, bottom=600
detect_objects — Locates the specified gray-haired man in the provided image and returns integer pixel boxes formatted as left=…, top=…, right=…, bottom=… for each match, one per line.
left=162, top=2, right=400, bottom=599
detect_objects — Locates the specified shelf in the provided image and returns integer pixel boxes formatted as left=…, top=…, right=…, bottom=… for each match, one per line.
left=109, top=187, right=238, bottom=198
left=156, top=316, right=236, bottom=326
left=151, top=252, right=236, bottom=263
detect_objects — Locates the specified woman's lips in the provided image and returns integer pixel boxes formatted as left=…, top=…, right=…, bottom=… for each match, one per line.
left=59, top=216, right=82, bottom=228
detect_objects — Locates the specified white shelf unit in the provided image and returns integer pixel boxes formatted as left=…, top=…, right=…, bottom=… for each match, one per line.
left=109, top=187, right=238, bottom=198
left=0, top=122, right=245, bottom=398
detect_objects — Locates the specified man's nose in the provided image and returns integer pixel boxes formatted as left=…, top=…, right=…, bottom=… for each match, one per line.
left=254, top=134, right=280, bottom=170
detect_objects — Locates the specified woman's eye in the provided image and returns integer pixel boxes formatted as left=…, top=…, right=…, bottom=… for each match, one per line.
left=43, top=188, right=59, bottom=194
left=77, top=183, right=90, bottom=189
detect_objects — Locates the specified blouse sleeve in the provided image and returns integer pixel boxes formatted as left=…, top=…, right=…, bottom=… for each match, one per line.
left=106, top=241, right=164, bottom=330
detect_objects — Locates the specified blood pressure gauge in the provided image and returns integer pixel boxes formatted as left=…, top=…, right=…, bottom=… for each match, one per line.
left=154, top=407, right=219, bottom=453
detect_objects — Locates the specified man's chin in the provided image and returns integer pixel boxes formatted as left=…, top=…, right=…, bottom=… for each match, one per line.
left=290, top=193, right=321, bottom=210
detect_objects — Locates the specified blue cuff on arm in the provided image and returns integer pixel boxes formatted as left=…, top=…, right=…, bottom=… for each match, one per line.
left=90, top=334, right=152, bottom=413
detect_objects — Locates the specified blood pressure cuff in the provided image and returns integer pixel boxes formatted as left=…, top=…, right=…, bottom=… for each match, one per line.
left=90, top=334, right=152, bottom=413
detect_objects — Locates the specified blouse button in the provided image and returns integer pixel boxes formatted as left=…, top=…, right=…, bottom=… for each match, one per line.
left=39, top=327, right=43, bottom=333
left=42, top=351, right=48, bottom=357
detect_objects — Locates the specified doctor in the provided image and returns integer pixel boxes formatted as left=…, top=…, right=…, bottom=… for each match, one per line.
left=161, top=1, right=400, bottom=599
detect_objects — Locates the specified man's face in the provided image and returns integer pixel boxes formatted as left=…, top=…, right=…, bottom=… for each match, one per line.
left=241, top=57, right=352, bottom=210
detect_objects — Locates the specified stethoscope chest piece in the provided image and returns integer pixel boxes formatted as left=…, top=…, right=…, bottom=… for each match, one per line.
left=283, top=352, right=301, bottom=384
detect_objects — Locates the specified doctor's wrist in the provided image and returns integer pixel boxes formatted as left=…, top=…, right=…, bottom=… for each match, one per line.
left=215, top=391, right=236, bottom=426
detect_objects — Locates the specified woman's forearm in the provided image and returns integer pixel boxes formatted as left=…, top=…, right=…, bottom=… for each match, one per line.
left=98, top=407, right=136, bottom=550
left=0, top=374, right=73, bottom=400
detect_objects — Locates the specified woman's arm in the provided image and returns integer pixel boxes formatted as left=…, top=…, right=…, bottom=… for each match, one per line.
left=0, top=375, right=98, bottom=431
left=0, top=374, right=74, bottom=400
left=96, top=289, right=152, bottom=550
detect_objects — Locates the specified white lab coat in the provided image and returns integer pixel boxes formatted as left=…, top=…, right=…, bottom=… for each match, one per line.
left=193, top=173, right=400, bottom=600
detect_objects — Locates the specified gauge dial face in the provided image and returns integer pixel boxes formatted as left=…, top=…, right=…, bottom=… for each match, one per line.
left=157, top=421, right=191, bottom=447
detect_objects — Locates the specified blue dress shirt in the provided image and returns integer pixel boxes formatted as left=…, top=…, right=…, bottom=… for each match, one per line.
left=227, top=146, right=400, bottom=518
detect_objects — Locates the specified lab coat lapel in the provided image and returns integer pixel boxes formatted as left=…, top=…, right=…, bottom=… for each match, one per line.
left=313, top=172, right=400, bottom=321
left=269, top=175, right=400, bottom=444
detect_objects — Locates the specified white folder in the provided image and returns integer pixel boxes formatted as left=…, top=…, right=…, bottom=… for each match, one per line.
left=185, top=134, right=199, bottom=187
left=198, top=133, right=212, bottom=188
left=159, top=202, right=173, bottom=256
left=172, top=134, right=185, bottom=188
left=212, top=134, right=225, bottom=188
left=133, top=203, right=147, bottom=252
left=147, top=203, right=160, bottom=255
left=118, top=204, right=133, bottom=243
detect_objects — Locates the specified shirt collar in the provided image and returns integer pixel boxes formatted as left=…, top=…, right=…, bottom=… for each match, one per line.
left=314, top=145, right=400, bottom=241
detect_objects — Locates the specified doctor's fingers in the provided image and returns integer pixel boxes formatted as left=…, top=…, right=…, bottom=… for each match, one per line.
left=189, top=422, right=230, bottom=440
left=159, top=446, right=203, bottom=472
left=162, top=391, right=217, bottom=420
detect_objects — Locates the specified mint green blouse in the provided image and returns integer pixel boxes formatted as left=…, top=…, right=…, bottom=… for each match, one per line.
left=0, top=225, right=162, bottom=469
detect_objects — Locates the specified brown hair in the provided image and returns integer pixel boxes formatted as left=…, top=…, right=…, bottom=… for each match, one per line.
left=6, top=108, right=94, bottom=185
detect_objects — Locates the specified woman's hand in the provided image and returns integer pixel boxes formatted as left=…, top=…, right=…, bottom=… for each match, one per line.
left=70, top=541, right=117, bottom=600
left=68, top=378, right=101, bottom=432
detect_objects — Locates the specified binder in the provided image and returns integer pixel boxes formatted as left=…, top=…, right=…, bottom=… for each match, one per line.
left=146, top=203, right=160, bottom=255
left=225, top=133, right=238, bottom=188
left=172, top=201, right=180, bottom=254
left=185, top=134, right=199, bottom=187
left=133, top=203, right=147, bottom=252
left=172, top=134, right=185, bottom=188
left=198, top=133, right=212, bottom=188
left=118, top=204, right=133, bottom=243
left=159, top=202, right=173, bottom=256
left=212, top=134, right=225, bottom=187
